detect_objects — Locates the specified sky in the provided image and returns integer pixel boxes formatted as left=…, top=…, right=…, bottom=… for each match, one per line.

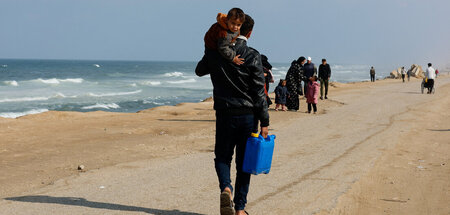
left=1, top=0, right=449, bottom=69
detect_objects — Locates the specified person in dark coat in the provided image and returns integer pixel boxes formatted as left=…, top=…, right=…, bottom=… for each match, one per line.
left=195, top=14, right=269, bottom=215
left=274, top=79, right=289, bottom=111
left=261, top=54, right=274, bottom=106
left=303, top=56, right=317, bottom=96
left=318, top=58, right=331, bottom=99
left=285, top=56, right=306, bottom=111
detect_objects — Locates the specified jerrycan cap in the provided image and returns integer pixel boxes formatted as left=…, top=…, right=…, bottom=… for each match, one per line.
left=250, top=133, right=259, bottom=138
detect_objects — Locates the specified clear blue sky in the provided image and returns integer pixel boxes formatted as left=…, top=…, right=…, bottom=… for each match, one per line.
left=1, top=0, right=449, bottom=68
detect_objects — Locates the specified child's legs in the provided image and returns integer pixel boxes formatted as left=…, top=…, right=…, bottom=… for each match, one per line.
left=313, top=104, right=317, bottom=112
left=275, top=103, right=280, bottom=110
left=281, top=104, right=287, bottom=110
left=307, top=103, right=312, bottom=112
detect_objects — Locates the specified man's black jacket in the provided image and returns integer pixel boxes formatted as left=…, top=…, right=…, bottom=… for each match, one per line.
left=195, top=38, right=269, bottom=127
left=318, top=64, right=331, bottom=80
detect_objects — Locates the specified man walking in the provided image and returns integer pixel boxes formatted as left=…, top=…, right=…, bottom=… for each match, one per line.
left=425, top=63, right=436, bottom=94
left=196, top=15, right=269, bottom=215
left=401, top=67, right=407, bottom=82
left=318, top=58, right=331, bottom=99
left=370, top=66, right=376, bottom=82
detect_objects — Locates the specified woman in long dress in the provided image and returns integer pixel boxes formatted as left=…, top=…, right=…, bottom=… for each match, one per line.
left=285, top=56, right=306, bottom=111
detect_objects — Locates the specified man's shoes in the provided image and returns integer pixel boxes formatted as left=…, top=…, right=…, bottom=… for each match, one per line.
left=220, top=190, right=235, bottom=215
left=325, top=96, right=328, bottom=99
left=320, top=96, right=323, bottom=100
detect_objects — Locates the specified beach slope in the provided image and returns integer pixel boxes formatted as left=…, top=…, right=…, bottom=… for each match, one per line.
left=0, top=76, right=449, bottom=214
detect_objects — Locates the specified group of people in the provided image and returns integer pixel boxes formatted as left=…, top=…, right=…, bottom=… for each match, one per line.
left=275, top=57, right=331, bottom=113
left=370, top=64, right=438, bottom=94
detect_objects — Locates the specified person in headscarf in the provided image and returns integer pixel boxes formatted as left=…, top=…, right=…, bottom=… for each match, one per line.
left=261, top=55, right=274, bottom=107
left=285, top=56, right=306, bottom=111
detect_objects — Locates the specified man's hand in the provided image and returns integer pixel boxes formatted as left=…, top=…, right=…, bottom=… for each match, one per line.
left=260, top=126, right=269, bottom=138
left=233, top=55, right=244, bottom=65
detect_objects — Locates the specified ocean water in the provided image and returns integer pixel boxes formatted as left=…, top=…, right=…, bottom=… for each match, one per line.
left=0, top=59, right=387, bottom=118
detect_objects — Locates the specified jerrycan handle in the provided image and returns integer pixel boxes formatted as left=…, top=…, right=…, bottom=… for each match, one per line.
left=251, top=133, right=275, bottom=141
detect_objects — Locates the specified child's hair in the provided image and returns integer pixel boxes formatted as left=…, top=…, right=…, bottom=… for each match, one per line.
left=312, top=75, right=318, bottom=81
left=227, top=8, right=246, bottom=22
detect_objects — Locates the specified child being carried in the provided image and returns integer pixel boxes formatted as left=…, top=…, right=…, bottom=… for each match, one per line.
left=196, top=8, right=246, bottom=76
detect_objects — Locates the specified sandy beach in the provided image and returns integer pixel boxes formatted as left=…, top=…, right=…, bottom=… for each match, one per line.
left=0, top=74, right=449, bottom=214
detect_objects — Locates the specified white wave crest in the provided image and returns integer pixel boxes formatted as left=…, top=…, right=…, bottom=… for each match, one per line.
left=1, top=65, right=7, bottom=68
left=60, top=78, right=84, bottom=83
left=3, top=80, right=18, bottom=86
left=167, top=78, right=196, bottom=84
left=0, top=109, right=49, bottom=119
left=87, top=90, right=142, bottom=97
left=93, top=64, right=101, bottom=68
left=143, top=100, right=166, bottom=105
left=141, top=81, right=161, bottom=86
left=35, top=78, right=84, bottom=84
left=163, top=72, right=184, bottom=77
left=81, top=103, right=120, bottom=110
left=0, top=96, right=49, bottom=103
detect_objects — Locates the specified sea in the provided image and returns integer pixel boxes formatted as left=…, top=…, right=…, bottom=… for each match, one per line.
left=0, top=59, right=388, bottom=118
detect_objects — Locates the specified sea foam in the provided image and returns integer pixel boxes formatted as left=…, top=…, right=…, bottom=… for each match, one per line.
left=141, top=81, right=161, bottom=86
left=87, top=90, right=142, bottom=97
left=163, top=72, right=184, bottom=77
left=81, top=103, right=120, bottom=110
left=167, top=78, right=196, bottom=84
left=35, top=78, right=84, bottom=84
left=0, top=96, right=49, bottom=103
left=0, top=109, right=49, bottom=119
left=3, top=80, right=18, bottom=86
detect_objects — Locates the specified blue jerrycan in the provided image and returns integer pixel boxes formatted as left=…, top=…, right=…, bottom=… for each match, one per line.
left=242, top=133, right=276, bottom=175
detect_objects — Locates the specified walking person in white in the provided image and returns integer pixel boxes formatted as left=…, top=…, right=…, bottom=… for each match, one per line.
left=401, top=67, right=407, bottom=82
left=425, top=63, right=436, bottom=94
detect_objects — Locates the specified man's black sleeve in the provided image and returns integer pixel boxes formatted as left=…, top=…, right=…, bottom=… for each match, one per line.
left=327, top=64, right=331, bottom=78
left=248, top=53, right=270, bottom=127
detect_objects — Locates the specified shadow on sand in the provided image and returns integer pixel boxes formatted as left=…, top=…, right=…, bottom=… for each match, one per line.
left=157, top=119, right=215, bottom=122
left=402, top=91, right=422, bottom=94
left=5, top=195, right=205, bottom=215
left=428, top=129, right=450, bottom=132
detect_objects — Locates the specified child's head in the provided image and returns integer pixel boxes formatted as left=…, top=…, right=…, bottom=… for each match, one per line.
left=310, top=75, right=318, bottom=82
left=282, top=79, right=287, bottom=86
left=227, top=8, right=245, bottom=33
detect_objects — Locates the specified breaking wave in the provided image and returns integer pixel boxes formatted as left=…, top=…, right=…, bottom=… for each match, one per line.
left=87, top=90, right=142, bottom=97
left=81, top=103, right=120, bottom=110
left=0, top=109, right=49, bottom=119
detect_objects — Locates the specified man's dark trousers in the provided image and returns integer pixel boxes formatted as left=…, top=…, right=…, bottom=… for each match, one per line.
left=214, top=112, right=254, bottom=210
left=320, top=78, right=329, bottom=98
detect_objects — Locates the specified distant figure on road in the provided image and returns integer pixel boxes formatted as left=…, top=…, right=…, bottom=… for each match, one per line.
left=401, top=67, right=407, bottom=82
left=407, top=67, right=411, bottom=81
left=425, top=63, right=436, bottom=94
left=370, top=66, right=376, bottom=82
left=318, top=58, right=331, bottom=100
